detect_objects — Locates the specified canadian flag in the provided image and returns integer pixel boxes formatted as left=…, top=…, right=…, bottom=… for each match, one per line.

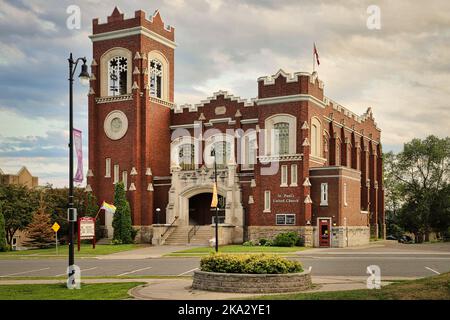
left=314, top=43, right=320, bottom=66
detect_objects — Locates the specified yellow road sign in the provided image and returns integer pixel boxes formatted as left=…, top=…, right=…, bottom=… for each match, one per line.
left=52, top=222, right=60, bottom=233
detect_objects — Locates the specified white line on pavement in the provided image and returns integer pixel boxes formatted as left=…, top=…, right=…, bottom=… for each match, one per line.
left=178, top=268, right=198, bottom=276
left=54, top=267, right=98, bottom=277
left=0, top=267, right=51, bottom=277
left=425, top=267, right=440, bottom=275
left=117, top=267, right=152, bottom=276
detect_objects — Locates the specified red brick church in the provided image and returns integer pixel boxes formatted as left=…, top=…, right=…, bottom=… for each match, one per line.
left=86, top=8, right=385, bottom=247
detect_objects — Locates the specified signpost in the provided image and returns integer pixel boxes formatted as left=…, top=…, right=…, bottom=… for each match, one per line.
left=77, top=217, right=96, bottom=251
left=51, top=222, right=60, bottom=255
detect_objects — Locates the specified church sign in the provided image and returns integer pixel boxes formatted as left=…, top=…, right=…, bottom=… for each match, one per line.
left=273, top=193, right=300, bottom=203
left=77, top=217, right=96, bottom=250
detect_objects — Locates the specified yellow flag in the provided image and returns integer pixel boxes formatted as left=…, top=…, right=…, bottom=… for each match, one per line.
left=211, top=183, right=218, bottom=208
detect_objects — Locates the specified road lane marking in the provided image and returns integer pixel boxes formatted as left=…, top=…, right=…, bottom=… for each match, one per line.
left=425, top=267, right=440, bottom=275
left=117, top=267, right=152, bottom=276
left=0, top=267, right=51, bottom=277
left=54, top=267, right=98, bottom=277
left=178, top=268, right=198, bottom=276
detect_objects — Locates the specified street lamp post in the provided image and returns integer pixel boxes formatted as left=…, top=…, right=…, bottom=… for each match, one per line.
left=211, top=149, right=219, bottom=253
left=156, top=208, right=161, bottom=224
left=67, top=53, right=89, bottom=287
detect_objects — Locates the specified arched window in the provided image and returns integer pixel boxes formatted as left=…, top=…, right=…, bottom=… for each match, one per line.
left=179, top=144, right=195, bottom=171
left=323, top=135, right=329, bottom=164
left=150, top=59, right=163, bottom=99
left=274, top=122, right=289, bottom=155
left=247, top=138, right=257, bottom=169
left=108, top=56, right=128, bottom=96
left=264, top=114, right=296, bottom=156
left=310, top=117, right=322, bottom=157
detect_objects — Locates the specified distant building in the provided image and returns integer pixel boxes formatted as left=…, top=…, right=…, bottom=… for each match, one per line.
left=0, top=166, right=39, bottom=188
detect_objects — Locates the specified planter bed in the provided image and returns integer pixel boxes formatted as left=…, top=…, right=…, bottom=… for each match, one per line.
left=192, top=270, right=312, bottom=293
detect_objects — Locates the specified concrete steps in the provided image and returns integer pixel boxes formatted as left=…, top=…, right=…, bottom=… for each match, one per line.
left=164, top=225, right=212, bottom=246
left=189, top=226, right=212, bottom=245
left=163, top=226, right=190, bottom=245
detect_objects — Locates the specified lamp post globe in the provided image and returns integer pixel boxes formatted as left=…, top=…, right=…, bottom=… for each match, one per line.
left=156, top=208, right=161, bottom=224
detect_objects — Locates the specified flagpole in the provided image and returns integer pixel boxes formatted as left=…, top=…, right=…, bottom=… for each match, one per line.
left=94, top=207, right=102, bottom=220
left=313, top=43, right=316, bottom=73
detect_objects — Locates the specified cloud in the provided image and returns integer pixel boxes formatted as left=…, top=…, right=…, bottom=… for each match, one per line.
left=0, top=0, right=449, bottom=186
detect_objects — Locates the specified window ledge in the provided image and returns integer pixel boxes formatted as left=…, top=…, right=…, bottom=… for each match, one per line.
left=290, top=183, right=298, bottom=187
left=320, top=203, right=328, bottom=207
left=95, top=94, right=133, bottom=104
left=280, top=184, right=289, bottom=188
left=263, top=209, right=271, bottom=213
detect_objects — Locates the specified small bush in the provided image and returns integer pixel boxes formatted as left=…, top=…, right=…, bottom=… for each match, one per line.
left=242, top=240, right=254, bottom=246
left=258, top=238, right=269, bottom=246
left=273, top=232, right=299, bottom=247
left=200, top=253, right=303, bottom=274
left=296, top=237, right=305, bottom=247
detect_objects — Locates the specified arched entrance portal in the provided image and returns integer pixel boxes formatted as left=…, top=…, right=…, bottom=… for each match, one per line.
left=189, top=193, right=226, bottom=225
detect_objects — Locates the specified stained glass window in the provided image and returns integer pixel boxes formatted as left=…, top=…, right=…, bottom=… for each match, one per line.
left=274, top=122, right=289, bottom=155
left=108, top=56, right=128, bottom=96
left=179, top=144, right=195, bottom=171
left=150, top=59, right=163, bottom=99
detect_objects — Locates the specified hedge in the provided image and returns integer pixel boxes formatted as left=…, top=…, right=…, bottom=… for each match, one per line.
left=200, top=253, right=303, bottom=274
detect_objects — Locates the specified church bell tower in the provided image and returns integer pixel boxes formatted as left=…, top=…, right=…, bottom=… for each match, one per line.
left=87, top=7, right=175, bottom=239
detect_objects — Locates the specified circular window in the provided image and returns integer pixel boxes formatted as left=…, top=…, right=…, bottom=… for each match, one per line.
left=104, top=110, right=128, bottom=140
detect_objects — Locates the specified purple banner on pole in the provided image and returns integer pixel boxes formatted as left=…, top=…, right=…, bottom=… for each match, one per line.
left=73, top=128, right=83, bottom=183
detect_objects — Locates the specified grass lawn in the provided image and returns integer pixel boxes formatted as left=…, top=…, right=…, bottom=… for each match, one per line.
left=0, top=244, right=143, bottom=259
left=253, top=272, right=450, bottom=300
left=166, top=245, right=308, bottom=256
left=0, top=282, right=144, bottom=300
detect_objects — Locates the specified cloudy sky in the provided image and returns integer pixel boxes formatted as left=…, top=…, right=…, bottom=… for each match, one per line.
left=0, top=0, right=449, bottom=187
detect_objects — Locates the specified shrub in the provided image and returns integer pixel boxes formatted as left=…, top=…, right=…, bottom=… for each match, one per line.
left=242, top=240, right=254, bottom=246
left=273, top=232, right=299, bottom=247
left=112, top=182, right=135, bottom=244
left=258, top=238, right=268, bottom=246
left=296, top=237, right=305, bottom=247
left=200, top=253, right=303, bottom=274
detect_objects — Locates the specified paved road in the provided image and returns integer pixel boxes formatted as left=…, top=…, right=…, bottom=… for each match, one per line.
left=0, top=252, right=449, bottom=278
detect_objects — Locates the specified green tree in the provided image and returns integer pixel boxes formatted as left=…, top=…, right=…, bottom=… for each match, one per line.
left=430, top=184, right=450, bottom=236
left=24, top=192, right=55, bottom=248
left=0, top=184, right=38, bottom=249
left=0, top=209, right=7, bottom=252
left=112, top=182, right=135, bottom=244
left=388, top=136, right=450, bottom=242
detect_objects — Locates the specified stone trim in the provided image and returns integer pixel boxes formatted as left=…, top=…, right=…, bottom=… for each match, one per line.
left=192, top=270, right=312, bottom=293
left=89, top=26, right=177, bottom=49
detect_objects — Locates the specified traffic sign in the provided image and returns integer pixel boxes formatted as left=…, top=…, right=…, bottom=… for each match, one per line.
left=52, top=222, right=60, bottom=233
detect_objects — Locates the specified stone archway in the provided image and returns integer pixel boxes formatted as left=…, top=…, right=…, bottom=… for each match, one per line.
left=189, top=193, right=226, bottom=225
left=177, top=186, right=227, bottom=226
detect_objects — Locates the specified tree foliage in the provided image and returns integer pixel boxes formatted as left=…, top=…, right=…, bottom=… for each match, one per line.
left=0, top=210, right=7, bottom=252
left=112, top=182, right=135, bottom=244
left=0, top=184, right=38, bottom=248
left=384, top=135, right=450, bottom=242
left=24, top=192, right=55, bottom=248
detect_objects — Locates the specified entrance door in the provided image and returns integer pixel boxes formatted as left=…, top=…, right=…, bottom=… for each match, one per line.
left=319, top=219, right=331, bottom=247
left=189, top=193, right=225, bottom=225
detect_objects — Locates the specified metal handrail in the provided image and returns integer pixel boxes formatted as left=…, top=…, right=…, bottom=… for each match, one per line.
left=161, top=216, right=179, bottom=238
left=188, top=225, right=201, bottom=243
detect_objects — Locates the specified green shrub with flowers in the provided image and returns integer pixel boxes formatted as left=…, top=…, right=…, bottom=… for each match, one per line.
left=199, top=253, right=303, bottom=274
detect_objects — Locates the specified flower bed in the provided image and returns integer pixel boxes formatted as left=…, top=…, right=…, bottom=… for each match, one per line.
left=192, top=254, right=312, bottom=293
